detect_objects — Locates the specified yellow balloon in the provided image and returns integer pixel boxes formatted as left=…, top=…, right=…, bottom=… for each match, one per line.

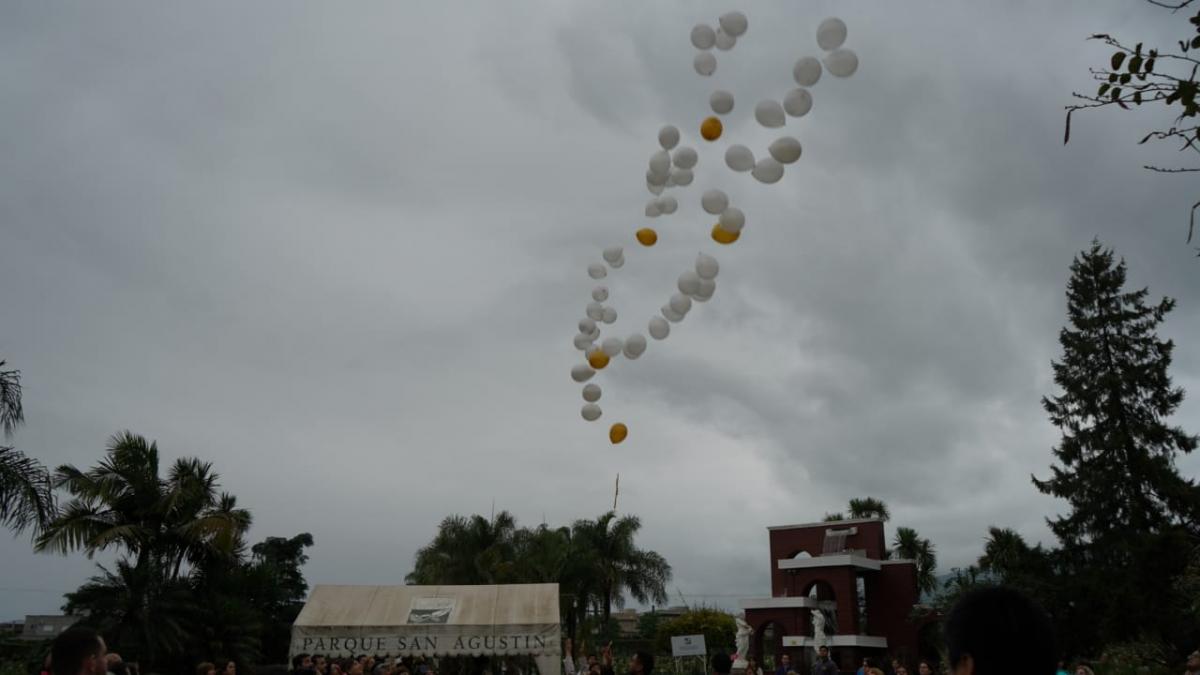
left=700, top=116, right=723, bottom=141
left=711, top=224, right=740, bottom=244
left=636, top=228, right=658, bottom=246
left=609, top=423, right=628, bottom=444
left=588, top=350, right=611, bottom=369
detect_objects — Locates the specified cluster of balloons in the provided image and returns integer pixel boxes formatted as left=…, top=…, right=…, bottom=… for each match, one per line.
left=570, top=12, right=859, bottom=445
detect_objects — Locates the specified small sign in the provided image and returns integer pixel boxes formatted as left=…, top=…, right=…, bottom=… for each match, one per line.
left=782, top=637, right=805, bottom=647
left=671, top=634, right=707, bottom=657
left=406, top=598, right=455, bottom=624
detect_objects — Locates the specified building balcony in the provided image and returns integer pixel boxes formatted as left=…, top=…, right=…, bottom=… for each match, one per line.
left=739, top=597, right=837, bottom=611
left=781, top=635, right=888, bottom=649
left=776, top=554, right=881, bottom=572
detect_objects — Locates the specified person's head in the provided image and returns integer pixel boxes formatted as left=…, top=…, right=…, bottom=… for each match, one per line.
left=918, top=662, right=933, bottom=675
left=588, top=665, right=601, bottom=675
left=1073, top=667, right=1094, bottom=675
left=818, top=647, right=829, bottom=661
left=891, top=660, right=901, bottom=670
left=780, top=655, right=790, bottom=667
left=293, top=656, right=313, bottom=672
left=348, top=663, right=363, bottom=675
left=746, top=658, right=758, bottom=671
left=867, top=670, right=886, bottom=675
left=896, top=667, right=908, bottom=675
left=197, top=662, right=217, bottom=675
left=945, top=586, right=1055, bottom=675
left=313, top=658, right=325, bottom=674
left=52, top=628, right=106, bottom=675
left=861, top=659, right=869, bottom=668
left=224, top=661, right=237, bottom=675
left=711, top=653, right=732, bottom=675
left=631, top=651, right=654, bottom=675
left=1187, top=652, right=1200, bottom=672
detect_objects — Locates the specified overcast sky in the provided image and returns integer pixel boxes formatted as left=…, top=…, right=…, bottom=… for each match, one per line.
left=3, top=0, right=1199, bottom=621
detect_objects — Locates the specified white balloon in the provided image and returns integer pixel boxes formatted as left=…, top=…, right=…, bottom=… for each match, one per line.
left=694, top=278, right=716, bottom=301
left=669, top=292, right=693, bottom=315
left=647, top=182, right=664, bottom=195
left=694, top=52, right=717, bottom=76
left=673, top=146, right=698, bottom=169
left=571, top=364, right=595, bottom=383
left=671, top=168, right=694, bottom=186
left=579, top=317, right=597, bottom=333
left=648, top=316, right=670, bottom=340
left=581, top=403, right=602, bottom=421
left=602, top=306, right=618, bottom=324
left=582, top=383, right=602, bottom=402
left=609, top=256, right=624, bottom=269
left=695, top=253, right=719, bottom=280
left=816, top=17, right=848, bottom=51
left=623, top=333, right=647, bottom=359
left=588, top=263, right=607, bottom=279
left=714, top=28, right=735, bottom=51
left=719, top=11, right=748, bottom=37
left=661, top=304, right=684, bottom=323
left=678, top=270, right=702, bottom=295
left=783, top=88, right=813, bottom=117
left=824, top=48, right=858, bottom=77
left=719, top=207, right=745, bottom=233
left=725, top=145, right=755, bottom=172
left=754, top=99, right=786, bottom=128
left=574, top=333, right=594, bottom=350
left=592, top=287, right=609, bottom=303
left=645, top=200, right=661, bottom=218
left=603, top=247, right=623, bottom=264
left=793, top=56, right=822, bottom=86
left=649, top=150, right=671, bottom=176
left=586, top=302, right=605, bottom=320
left=585, top=344, right=601, bottom=358
left=709, top=90, right=734, bottom=115
left=690, top=23, right=716, bottom=50
left=657, top=195, right=678, bottom=214
left=701, top=189, right=729, bottom=215
left=658, top=125, right=680, bottom=150
left=752, top=157, right=785, bottom=184
left=601, top=337, right=623, bottom=356
left=646, top=169, right=668, bottom=186
left=588, top=325, right=600, bottom=340
left=768, top=137, right=803, bottom=164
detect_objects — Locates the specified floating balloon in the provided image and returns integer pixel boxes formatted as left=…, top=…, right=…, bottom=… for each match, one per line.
left=583, top=383, right=602, bottom=402
left=582, top=403, right=602, bottom=421
left=754, top=99, right=786, bottom=128
left=657, top=195, right=678, bottom=214
left=602, top=337, right=624, bottom=356
left=646, top=169, right=668, bottom=186
left=678, top=270, right=702, bottom=295
left=710, top=90, right=734, bottom=115
left=603, top=246, right=624, bottom=265
left=673, top=146, right=698, bottom=169
left=752, top=157, right=785, bottom=184
left=701, top=189, right=729, bottom=215
left=609, top=256, right=624, bottom=269
left=636, top=228, right=658, bottom=246
left=824, top=48, right=858, bottom=77
left=588, top=263, right=607, bottom=279
left=712, top=224, right=741, bottom=244
left=658, top=125, right=680, bottom=150
left=690, top=24, right=716, bottom=50
left=714, top=28, right=735, bottom=51
left=719, top=11, right=748, bottom=37
left=579, top=318, right=597, bottom=334
left=694, top=52, right=717, bottom=76
left=588, top=350, right=610, bottom=369
left=670, top=292, right=693, bottom=315
left=574, top=333, right=594, bottom=350
left=586, top=302, right=604, bottom=321
left=719, top=207, right=745, bottom=233
left=700, top=117, right=723, bottom=141
left=725, top=145, right=755, bottom=172
left=647, top=182, right=664, bottom=196
left=695, top=253, right=719, bottom=280
left=649, top=150, right=671, bottom=176
left=662, top=304, right=684, bottom=323
left=793, top=56, right=822, bottom=86
left=609, top=423, right=628, bottom=444
left=572, top=364, right=596, bottom=383
left=602, top=306, right=618, bottom=324
left=592, top=286, right=609, bottom=302
left=645, top=200, right=661, bottom=218
left=816, top=17, right=847, bottom=51
left=623, top=333, right=647, bottom=359
left=783, top=88, right=813, bottom=117
left=769, top=136, right=803, bottom=164
left=694, top=277, right=716, bottom=301
left=648, top=316, right=670, bottom=340
left=670, top=168, right=694, bottom=186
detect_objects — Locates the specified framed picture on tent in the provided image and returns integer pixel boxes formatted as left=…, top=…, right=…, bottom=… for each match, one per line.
left=407, top=597, right=455, bottom=625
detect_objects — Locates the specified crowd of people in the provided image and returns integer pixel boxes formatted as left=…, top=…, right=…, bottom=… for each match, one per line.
left=289, top=654, right=438, bottom=675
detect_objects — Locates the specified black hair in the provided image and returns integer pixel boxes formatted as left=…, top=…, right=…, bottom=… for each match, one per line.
left=292, top=655, right=311, bottom=670
left=634, top=652, right=655, bottom=675
left=945, top=586, right=1055, bottom=675
left=51, top=627, right=102, bottom=675
left=710, top=654, right=731, bottom=675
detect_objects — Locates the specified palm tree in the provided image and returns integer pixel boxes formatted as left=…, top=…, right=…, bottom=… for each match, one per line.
left=571, top=511, right=671, bottom=625
left=977, top=527, right=1029, bottom=578
left=36, top=431, right=252, bottom=579
left=893, top=526, right=938, bottom=595
left=0, top=360, right=55, bottom=535
left=847, top=497, right=890, bottom=521
left=0, top=361, right=24, bottom=436
left=406, top=511, right=519, bottom=584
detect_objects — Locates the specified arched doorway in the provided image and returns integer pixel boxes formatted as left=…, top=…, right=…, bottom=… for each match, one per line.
left=757, top=621, right=783, bottom=672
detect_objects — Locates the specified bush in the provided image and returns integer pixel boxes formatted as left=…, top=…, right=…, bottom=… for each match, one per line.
left=654, top=608, right=736, bottom=657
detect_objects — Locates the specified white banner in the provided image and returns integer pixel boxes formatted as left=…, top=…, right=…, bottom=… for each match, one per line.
left=670, top=635, right=707, bottom=657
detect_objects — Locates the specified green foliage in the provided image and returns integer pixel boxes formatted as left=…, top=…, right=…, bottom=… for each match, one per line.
left=653, top=608, right=735, bottom=656
left=636, top=611, right=662, bottom=640
left=893, top=527, right=938, bottom=596
left=847, top=497, right=890, bottom=521
left=0, top=446, right=55, bottom=536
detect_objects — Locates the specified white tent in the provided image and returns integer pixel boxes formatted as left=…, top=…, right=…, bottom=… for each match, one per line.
left=290, top=584, right=561, bottom=675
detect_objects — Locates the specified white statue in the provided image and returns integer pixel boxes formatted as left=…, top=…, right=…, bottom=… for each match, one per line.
left=810, top=609, right=827, bottom=647
left=734, top=615, right=753, bottom=667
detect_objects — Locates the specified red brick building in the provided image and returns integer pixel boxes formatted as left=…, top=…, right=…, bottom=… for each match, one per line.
left=739, top=518, right=920, bottom=673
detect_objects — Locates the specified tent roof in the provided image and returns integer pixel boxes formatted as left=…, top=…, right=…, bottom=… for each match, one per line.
left=294, top=584, right=561, bottom=629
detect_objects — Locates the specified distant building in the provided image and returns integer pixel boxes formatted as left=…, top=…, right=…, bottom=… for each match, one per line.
left=18, top=615, right=82, bottom=641
left=0, top=620, right=24, bottom=637
left=740, top=518, right=926, bottom=673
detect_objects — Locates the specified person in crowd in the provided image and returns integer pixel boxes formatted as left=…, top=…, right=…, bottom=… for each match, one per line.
left=51, top=628, right=107, bottom=675
left=711, top=653, right=731, bottom=675
left=221, top=662, right=235, bottom=675
left=1073, top=666, right=1094, bottom=675
left=895, top=666, right=908, bottom=675
left=890, top=659, right=902, bottom=675
left=312, top=657, right=325, bottom=675
left=329, top=663, right=342, bottom=675
left=945, top=586, right=1055, bottom=675
left=293, top=656, right=313, bottom=674
left=773, top=655, right=792, bottom=675
left=1186, top=651, right=1200, bottom=675
left=197, top=662, right=217, bottom=675
left=1055, top=662, right=1069, bottom=675
left=600, top=642, right=653, bottom=675
left=812, top=647, right=837, bottom=675
left=866, top=669, right=885, bottom=675
left=346, top=661, right=364, bottom=675
left=917, top=661, right=934, bottom=675
left=744, top=657, right=763, bottom=675
left=857, top=658, right=869, bottom=675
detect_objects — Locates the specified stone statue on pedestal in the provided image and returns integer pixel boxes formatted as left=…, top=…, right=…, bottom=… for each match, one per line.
left=734, top=615, right=753, bottom=669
